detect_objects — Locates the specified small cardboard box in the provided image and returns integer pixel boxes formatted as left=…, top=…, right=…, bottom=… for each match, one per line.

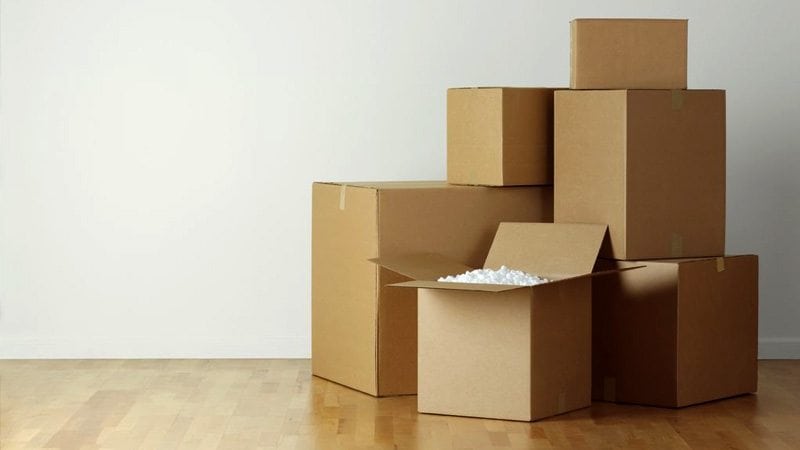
left=447, top=87, right=557, bottom=186
left=312, top=181, right=553, bottom=396
left=376, top=222, right=613, bottom=421
left=570, top=18, right=688, bottom=89
left=554, top=89, right=725, bottom=260
left=593, top=255, right=758, bottom=407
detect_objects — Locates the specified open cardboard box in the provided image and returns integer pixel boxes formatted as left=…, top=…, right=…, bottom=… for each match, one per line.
left=372, top=222, right=638, bottom=421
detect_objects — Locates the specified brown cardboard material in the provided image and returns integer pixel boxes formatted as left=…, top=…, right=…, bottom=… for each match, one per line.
left=554, top=89, right=726, bottom=260
left=379, top=222, right=609, bottom=421
left=570, top=19, right=688, bottom=89
left=447, top=87, right=558, bottom=186
left=592, top=255, right=759, bottom=407
left=311, top=181, right=553, bottom=397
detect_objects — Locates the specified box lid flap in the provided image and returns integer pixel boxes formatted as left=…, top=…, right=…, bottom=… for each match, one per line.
left=387, top=266, right=642, bottom=294
left=369, top=253, right=474, bottom=281
left=565, top=265, right=645, bottom=282
left=483, top=222, right=608, bottom=277
left=389, top=280, right=527, bottom=293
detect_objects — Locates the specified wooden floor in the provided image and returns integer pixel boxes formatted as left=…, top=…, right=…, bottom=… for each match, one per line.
left=1, top=360, right=799, bottom=450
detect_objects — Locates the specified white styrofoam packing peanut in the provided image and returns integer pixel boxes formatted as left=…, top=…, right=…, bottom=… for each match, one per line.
left=437, top=266, right=550, bottom=286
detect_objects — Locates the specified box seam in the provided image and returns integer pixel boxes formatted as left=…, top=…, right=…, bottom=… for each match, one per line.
left=622, top=92, right=629, bottom=258
left=529, top=294, right=535, bottom=419
left=674, top=265, right=682, bottom=406
left=374, top=188, right=382, bottom=395
left=500, top=89, right=506, bottom=184
left=570, top=20, right=578, bottom=88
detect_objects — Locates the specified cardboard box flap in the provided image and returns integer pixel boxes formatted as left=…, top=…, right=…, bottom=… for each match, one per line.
left=566, top=265, right=645, bottom=282
left=369, top=253, right=474, bottom=282
left=389, top=279, right=527, bottom=293
left=484, top=222, right=608, bottom=277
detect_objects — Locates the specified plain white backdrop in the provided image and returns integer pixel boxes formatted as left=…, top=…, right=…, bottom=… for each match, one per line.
left=1, top=0, right=798, bottom=358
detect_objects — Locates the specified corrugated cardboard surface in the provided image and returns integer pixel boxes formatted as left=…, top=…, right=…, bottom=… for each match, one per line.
left=312, top=183, right=379, bottom=395
left=418, top=288, right=533, bottom=421
left=530, top=278, right=592, bottom=420
left=447, top=87, right=556, bottom=186
left=484, top=222, right=606, bottom=278
left=369, top=253, right=473, bottom=282
left=592, top=256, right=758, bottom=407
left=570, top=19, right=687, bottom=89
left=413, top=222, right=599, bottom=421
left=676, top=256, right=758, bottom=406
left=554, top=90, right=627, bottom=257
left=417, top=279, right=592, bottom=422
left=626, top=90, right=726, bottom=260
left=391, top=279, right=524, bottom=293
left=447, top=89, right=503, bottom=185
left=592, top=259, right=679, bottom=406
left=376, top=267, right=418, bottom=395
left=555, top=90, right=726, bottom=260
left=377, top=185, right=553, bottom=267
left=312, top=181, right=553, bottom=396
left=502, top=88, right=555, bottom=185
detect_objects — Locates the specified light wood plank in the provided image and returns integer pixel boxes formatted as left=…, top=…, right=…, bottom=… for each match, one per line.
left=1, top=360, right=798, bottom=449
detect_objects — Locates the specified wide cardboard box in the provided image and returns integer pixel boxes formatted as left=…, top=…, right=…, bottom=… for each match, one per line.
left=311, top=181, right=553, bottom=396
left=447, top=87, right=557, bottom=186
left=378, top=222, right=614, bottom=421
left=593, top=255, right=758, bottom=407
left=555, top=89, right=726, bottom=260
left=570, top=18, right=687, bottom=89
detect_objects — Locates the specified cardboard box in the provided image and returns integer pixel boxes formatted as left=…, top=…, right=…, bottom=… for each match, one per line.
left=570, top=18, right=688, bottom=89
left=311, top=181, right=553, bottom=396
left=593, top=255, right=758, bottom=407
left=447, top=87, right=557, bottom=186
left=554, top=89, right=726, bottom=260
left=376, top=222, right=615, bottom=421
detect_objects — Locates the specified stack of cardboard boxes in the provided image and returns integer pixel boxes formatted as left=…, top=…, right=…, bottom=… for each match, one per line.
left=557, top=19, right=758, bottom=408
left=311, top=18, right=758, bottom=421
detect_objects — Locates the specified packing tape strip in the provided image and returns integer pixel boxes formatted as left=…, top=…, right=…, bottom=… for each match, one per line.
left=671, top=90, right=685, bottom=110
left=557, top=392, right=566, bottom=414
left=339, top=184, right=347, bottom=210
left=716, top=257, right=726, bottom=272
left=670, top=233, right=684, bottom=257
left=603, top=376, right=616, bottom=402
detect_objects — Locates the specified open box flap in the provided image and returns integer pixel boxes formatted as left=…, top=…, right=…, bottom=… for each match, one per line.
left=369, top=253, right=474, bottom=282
left=483, top=222, right=608, bottom=277
left=551, top=264, right=647, bottom=283
left=556, top=264, right=646, bottom=283
left=389, top=280, right=528, bottom=293
left=387, top=266, right=643, bottom=293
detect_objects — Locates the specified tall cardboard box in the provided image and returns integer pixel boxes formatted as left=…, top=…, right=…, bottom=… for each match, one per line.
left=447, top=87, right=557, bottom=186
left=555, top=89, right=726, bottom=260
left=571, top=18, right=688, bottom=89
left=377, top=223, right=613, bottom=421
left=312, top=181, right=553, bottom=396
left=593, top=256, right=758, bottom=407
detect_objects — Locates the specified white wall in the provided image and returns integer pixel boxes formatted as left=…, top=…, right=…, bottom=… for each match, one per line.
left=1, top=0, right=798, bottom=359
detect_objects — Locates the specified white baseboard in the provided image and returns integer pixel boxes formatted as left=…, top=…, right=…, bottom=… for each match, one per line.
left=759, top=338, right=800, bottom=359
left=0, top=336, right=310, bottom=359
